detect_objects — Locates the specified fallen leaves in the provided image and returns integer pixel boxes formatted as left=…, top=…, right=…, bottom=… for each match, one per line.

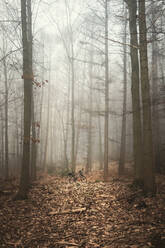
left=0, top=174, right=165, bottom=247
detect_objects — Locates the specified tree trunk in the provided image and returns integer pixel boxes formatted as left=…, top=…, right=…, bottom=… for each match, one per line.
left=62, top=63, right=71, bottom=170
left=50, top=109, right=54, bottom=167
left=86, top=47, right=94, bottom=173
left=104, top=0, right=109, bottom=181
left=71, top=47, right=76, bottom=173
left=38, top=39, right=45, bottom=169
left=119, top=6, right=127, bottom=175
left=27, top=0, right=37, bottom=181
left=138, top=0, right=155, bottom=193
left=14, top=98, right=20, bottom=174
left=75, top=79, right=83, bottom=166
left=31, top=93, right=37, bottom=180
left=15, top=0, right=33, bottom=199
left=43, top=60, right=51, bottom=173
left=151, top=5, right=161, bottom=173
left=3, top=55, right=9, bottom=180
left=1, top=111, right=4, bottom=177
left=124, top=0, right=143, bottom=181
left=98, top=103, right=103, bottom=170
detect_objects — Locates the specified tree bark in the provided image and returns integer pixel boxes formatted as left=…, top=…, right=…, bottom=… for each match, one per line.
left=43, top=59, right=51, bottom=173
left=119, top=6, right=127, bottom=175
left=31, top=93, right=37, bottom=180
left=0, top=110, right=4, bottom=176
left=15, top=0, right=33, bottom=199
left=14, top=98, right=20, bottom=174
left=38, top=40, right=45, bottom=169
left=86, top=46, right=94, bottom=173
left=3, top=54, right=9, bottom=180
left=138, top=0, right=155, bottom=193
left=27, top=0, right=37, bottom=181
left=124, top=0, right=143, bottom=181
left=71, top=45, right=76, bottom=173
left=104, top=0, right=109, bottom=181
left=151, top=5, right=161, bottom=173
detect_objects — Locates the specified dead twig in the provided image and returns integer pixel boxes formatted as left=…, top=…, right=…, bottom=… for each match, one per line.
left=49, top=207, right=86, bottom=215
left=55, top=241, right=80, bottom=247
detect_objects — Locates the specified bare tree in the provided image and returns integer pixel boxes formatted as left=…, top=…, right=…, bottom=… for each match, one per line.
left=151, top=2, right=161, bottom=173
left=104, top=0, right=110, bottom=181
left=138, top=0, right=156, bottom=193
left=15, top=0, right=33, bottom=199
left=86, top=40, right=94, bottom=173
left=124, top=0, right=143, bottom=181
left=43, top=58, right=51, bottom=173
left=64, top=0, right=76, bottom=173
left=2, top=42, right=9, bottom=180
left=119, top=6, right=127, bottom=175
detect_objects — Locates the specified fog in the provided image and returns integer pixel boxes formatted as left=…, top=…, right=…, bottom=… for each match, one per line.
left=0, top=0, right=165, bottom=176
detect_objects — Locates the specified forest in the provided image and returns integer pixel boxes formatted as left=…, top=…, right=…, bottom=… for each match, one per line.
left=0, top=0, right=165, bottom=247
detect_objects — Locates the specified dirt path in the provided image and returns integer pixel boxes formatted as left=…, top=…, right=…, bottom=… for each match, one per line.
left=0, top=176, right=165, bottom=247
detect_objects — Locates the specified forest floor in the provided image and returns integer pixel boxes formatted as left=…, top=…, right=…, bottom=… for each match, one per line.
left=0, top=172, right=165, bottom=248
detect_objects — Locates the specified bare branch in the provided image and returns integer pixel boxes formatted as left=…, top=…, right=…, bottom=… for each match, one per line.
left=0, top=48, right=22, bottom=63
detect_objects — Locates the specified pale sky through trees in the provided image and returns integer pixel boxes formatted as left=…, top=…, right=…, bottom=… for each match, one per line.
left=1, top=0, right=164, bottom=170
left=0, top=0, right=132, bottom=165
left=0, top=0, right=164, bottom=196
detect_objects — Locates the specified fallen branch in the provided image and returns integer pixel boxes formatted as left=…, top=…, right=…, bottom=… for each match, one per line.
left=49, top=207, right=86, bottom=215
left=55, top=241, right=79, bottom=247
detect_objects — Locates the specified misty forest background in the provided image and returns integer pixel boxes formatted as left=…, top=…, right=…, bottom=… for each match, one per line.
left=0, top=0, right=165, bottom=198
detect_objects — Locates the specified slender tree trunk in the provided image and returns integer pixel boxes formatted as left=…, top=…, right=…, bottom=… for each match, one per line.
left=64, top=112, right=69, bottom=170
left=58, top=109, right=68, bottom=169
left=138, top=0, right=155, bottom=193
left=104, top=0, right=109, bottom=181
left=119, top=6, right=127, bottom=175
left=151, top=6, right=161, bottom=173
left=63, top=117, right=69, bottom=170
left=15, top=0, right=33, bottom=199
left=98, top=103, right=103, bottom=170
left=75, top=113, right=81, bottom=165
left=159, top=49, right=165, bottom=86
left=75, top=77, right=83, bottom=165
left=1, top=111, right=4, bottom=177
left=31, top=94, right=37, bottom=180
left=14, top=100, right=20, bottom=174
left=43, top=61, right=51, bottom=173
left=95, top=77, right=103, bottom=170
left=20, top=106, right=23, bottom=158
left=71, top=47, right=75, bottom=173
left=86, top=48, right=94, bottom=173
left=39, top=86, right=44, bottom=168
left=3, top=56, right=9, bottom=180
left=86, top=105, right=92, bottom=173
left=64, top=0, right=75, bottom=172
left=38, top=40, right=45, bottom=169
left=50, top=109, right=54, bottom=166
left=63, top=64, right=71, bottom=170
left=27, top=0, right=37, bottom=181
left=124, top=0, right=143, bottom=181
